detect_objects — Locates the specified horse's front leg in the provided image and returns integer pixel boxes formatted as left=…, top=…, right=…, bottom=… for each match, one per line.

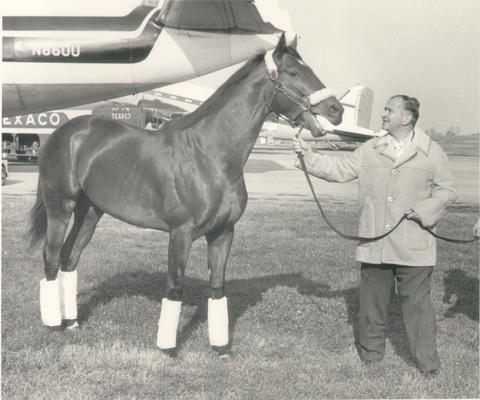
left=157, top=224, right=193, bottom=353
left=206, top=226, right=234, bottom=358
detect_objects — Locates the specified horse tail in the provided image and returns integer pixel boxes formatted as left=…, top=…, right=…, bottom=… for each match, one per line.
left=26, top=180, right=47, bottom=249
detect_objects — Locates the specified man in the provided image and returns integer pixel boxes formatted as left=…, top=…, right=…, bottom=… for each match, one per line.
left=293, top=95, right=457, bottom=376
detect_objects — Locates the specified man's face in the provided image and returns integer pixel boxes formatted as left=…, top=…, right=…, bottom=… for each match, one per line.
left=381, top=97, right=407, bottom=133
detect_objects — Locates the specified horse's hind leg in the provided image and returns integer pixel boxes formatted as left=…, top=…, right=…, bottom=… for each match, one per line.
left=59, top=194, right=103, bottom=329
left=206, top=226, right=234, bottom=359
left=40, top=196, right=76, bottom=329
left=157, top=225, right=193, bottom=354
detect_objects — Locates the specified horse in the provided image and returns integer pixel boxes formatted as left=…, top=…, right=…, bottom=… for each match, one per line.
left=27, top=33, right=344, bottom=358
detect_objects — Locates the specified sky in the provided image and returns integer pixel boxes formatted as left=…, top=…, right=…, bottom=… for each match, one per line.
left=3, top=0, right=479, bottom=134
left=194, top=0, right=480, bottom=134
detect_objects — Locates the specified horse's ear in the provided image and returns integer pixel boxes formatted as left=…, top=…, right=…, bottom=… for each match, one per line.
left=290, top=35, right=298, bottom=50
left=273, top=32, right=287, bottom=58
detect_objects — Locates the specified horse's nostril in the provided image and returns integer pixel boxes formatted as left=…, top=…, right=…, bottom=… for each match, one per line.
left=329, top=106, right=339, bottom=115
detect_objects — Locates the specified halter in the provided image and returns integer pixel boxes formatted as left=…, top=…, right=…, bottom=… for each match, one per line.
left=264, top=49, right=336, bottom=125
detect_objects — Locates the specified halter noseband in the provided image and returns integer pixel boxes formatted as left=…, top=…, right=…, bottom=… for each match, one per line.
left=264, top=49, right=336, bottom=125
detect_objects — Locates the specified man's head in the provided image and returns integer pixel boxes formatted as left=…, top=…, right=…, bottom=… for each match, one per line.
left=381, top=95, right=420, bottom=134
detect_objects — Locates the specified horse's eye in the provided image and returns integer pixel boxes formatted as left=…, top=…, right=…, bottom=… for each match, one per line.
left=288, top=71, right=298, bottom=77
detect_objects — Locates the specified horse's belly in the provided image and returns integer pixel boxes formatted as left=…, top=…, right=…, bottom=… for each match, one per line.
left=82, top=172, right=170, bottom=230
left=76, top=126, right=247, bottom=233
left=77, top=136, right=173, bottom=230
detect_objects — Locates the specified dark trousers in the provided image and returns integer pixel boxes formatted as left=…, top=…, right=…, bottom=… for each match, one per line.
left=358, top=263, right=440, bottom=371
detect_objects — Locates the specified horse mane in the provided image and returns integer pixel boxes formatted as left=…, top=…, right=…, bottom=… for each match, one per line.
left=162, top=53, right=264, bottom=130
left=161, top=45, right=302, bottom=131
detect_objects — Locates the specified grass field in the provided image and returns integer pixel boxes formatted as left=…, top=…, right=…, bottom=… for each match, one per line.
left=2, top=195, right=479, bottom=399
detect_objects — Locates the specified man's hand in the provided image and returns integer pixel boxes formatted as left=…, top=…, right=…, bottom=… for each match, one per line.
left=405, top=209, right=422, bottom=223
left=293, top=136, right=311, bottom=155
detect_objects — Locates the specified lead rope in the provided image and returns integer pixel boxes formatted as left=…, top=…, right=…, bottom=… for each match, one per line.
left=295, top=130, right=479, bottom=244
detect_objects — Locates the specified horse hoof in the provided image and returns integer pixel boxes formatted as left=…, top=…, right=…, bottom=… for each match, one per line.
left=63, top=320, right=80, bottom=331
left=160, top=348, right=178, bottom=358
left=212, top=345, right=233, bottom=361
left=46, top=325, right=63, bottom=332
left=218, top=352, right=234, bottom=362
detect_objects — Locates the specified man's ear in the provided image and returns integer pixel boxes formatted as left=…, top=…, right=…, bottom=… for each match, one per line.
left=402, top=111, right=413, bottom=126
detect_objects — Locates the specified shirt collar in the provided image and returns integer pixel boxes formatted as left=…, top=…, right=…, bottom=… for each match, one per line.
left=374, top=128, right=431, bottom=156
left=375, top=129, right=413, bottom=147
left=386, top=130, right=414, bottom=146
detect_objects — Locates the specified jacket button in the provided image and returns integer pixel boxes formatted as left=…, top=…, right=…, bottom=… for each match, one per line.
left=392, top=169, right=399, bottom=175
left=387, top=196, right=394, bottom=202
left=385, top=224, right=392, bottom=230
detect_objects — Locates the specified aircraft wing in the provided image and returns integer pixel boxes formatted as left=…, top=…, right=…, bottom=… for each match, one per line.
left=259, top=121, right=379, bottom=144
left=330, top=125, right=379, bottom=141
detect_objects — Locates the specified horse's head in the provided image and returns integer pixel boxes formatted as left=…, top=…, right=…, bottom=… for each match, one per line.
left=265, top=34, right=344, bottom=137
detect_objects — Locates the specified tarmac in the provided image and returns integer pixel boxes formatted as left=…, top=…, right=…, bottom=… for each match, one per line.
left=2, top=148, right=479, bottom=205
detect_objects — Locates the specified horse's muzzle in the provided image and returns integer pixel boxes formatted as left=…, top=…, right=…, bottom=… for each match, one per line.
left=327, top=104, right=344, bottom=126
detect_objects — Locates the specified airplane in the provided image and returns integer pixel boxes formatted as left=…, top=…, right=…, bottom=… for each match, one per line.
left=2, top=0, right=292, bottom=117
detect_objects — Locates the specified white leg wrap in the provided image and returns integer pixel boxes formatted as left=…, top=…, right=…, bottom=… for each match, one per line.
left=40, top=279, right=61, bottom=327
left=157, top=298, right=182, bottom=349
left=58, top=270, right=78, bottom=320
left=208, top=297, right=229, bottom=347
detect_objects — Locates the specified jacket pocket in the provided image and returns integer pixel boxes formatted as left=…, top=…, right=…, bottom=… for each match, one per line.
left=403, top=220, right=432, bottom=251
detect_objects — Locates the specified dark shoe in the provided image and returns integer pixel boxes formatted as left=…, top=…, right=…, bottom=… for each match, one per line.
left=362, top=360, right=382, bottom=365
left=361, top=358, right=383, bottom=365
left=420, top=369, right=439, bottom=378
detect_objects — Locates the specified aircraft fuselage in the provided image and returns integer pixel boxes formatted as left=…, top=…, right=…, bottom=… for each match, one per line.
left=2, top=5, right=283, bottom=116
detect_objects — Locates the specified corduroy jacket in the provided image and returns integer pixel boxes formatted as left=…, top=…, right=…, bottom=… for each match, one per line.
left=296, top=128, right=457, bottom=266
